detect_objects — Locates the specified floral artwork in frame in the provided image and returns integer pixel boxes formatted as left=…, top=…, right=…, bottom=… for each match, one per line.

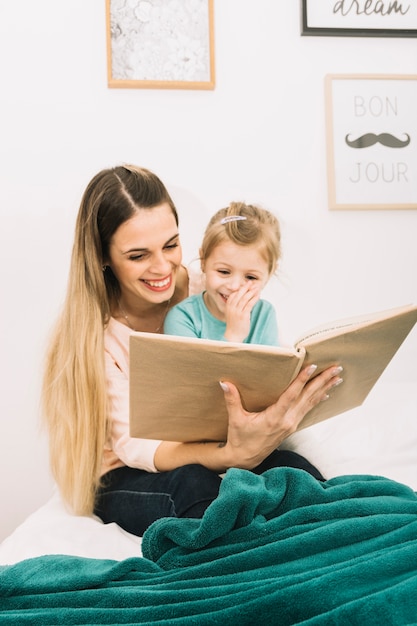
left=106, top=0, right=215, bottom=89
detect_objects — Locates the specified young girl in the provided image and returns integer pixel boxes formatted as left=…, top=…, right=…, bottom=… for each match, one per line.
left=164, top=202, right=281, bottom=345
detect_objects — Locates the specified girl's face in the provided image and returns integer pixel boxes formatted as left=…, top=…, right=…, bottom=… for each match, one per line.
left=202, top=240, right=270, bottom=321
left=108, top=203, right=182, bottom=306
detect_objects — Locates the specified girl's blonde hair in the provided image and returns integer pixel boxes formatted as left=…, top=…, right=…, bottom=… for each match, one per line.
left=200, top=201, right=281, bottom=275
left=42, top=164, right=178, bottom=515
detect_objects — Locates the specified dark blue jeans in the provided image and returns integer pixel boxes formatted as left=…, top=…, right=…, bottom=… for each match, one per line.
left=94, top=450, right=324, bottom=537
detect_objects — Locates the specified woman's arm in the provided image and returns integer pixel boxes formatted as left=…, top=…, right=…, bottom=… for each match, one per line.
left=104, top=343, right=162, bottom=473
left=154, top=363, right=343, bottom=472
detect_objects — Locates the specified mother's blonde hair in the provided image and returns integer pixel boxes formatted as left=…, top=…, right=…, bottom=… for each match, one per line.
left=42, top=165, right=178, bottom=515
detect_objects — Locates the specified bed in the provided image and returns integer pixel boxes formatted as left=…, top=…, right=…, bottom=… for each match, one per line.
left=1, top=379, right=416, bottom=624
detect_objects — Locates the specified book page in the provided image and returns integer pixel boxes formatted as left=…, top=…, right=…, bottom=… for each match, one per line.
left=295, top=304, right=416, bottom=348
left=297, top=304, right=417, bottom=430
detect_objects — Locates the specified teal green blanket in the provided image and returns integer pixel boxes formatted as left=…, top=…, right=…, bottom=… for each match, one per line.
left=1, top=468, right=417, bottom=624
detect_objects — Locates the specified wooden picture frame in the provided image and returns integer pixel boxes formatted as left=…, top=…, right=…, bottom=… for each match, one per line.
left=325, top=74, right=417, bottom=210
left=301, top=0, right=417, bottom=37
left=106, top=0, right=215, bottom=90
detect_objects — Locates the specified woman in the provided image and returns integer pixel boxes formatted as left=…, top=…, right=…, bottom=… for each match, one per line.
left=42, top=164, right=343, bottom=536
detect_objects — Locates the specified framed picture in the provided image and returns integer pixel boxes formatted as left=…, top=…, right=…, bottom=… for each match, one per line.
left=106, top=0, right=215, bottom=89
left=301, top=0, right=417, bottom=37
left=325, top=74, right=417, bottom=210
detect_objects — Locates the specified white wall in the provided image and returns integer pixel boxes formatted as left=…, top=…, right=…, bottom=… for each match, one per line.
left=1, top=0, right=416, bottom=541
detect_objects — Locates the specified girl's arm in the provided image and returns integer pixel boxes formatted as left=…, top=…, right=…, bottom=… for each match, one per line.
left=164, top=301, right=200, bottom=338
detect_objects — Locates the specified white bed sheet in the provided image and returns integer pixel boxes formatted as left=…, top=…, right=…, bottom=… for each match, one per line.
left=0, top=493, right=142, bottom=565
left=283, top=381, right=417, bottom=490
left=1, top=381, right=415, bottom=566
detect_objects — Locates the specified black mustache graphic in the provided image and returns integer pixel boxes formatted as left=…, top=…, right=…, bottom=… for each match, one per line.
left=345, top=133, right=411, bottom=149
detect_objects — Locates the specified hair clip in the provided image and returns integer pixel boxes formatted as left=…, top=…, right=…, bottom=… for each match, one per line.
left=220, top=215, right=247, bottom=225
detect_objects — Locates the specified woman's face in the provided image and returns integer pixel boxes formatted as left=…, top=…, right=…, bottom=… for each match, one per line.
left=108, top=203, right=182, bottom=305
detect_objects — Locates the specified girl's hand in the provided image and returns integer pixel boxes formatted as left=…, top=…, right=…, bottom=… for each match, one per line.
left=223, top=282, right=260, bottom=342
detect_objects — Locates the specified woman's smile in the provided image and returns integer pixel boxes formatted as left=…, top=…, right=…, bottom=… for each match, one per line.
left=141, top=275, right=173, bottom=292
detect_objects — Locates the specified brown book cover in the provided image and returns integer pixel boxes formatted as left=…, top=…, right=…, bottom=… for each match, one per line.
left=129, top=304, right=417, bottom=441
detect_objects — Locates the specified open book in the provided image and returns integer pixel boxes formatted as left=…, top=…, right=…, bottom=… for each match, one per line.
left=129, top=304, right=417, bottom=442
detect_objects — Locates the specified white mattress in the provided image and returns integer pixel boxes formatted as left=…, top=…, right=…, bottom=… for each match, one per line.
left=0, top=492, right=143, bottom=565
left=1, top=381, right=415, bottom=566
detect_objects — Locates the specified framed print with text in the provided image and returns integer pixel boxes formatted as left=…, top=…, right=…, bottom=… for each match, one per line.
left=301, top=0, right=417, bottom=37
left=325, top=74, right=417, bottom=210
left=106, top=0, right=215, bottom=89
